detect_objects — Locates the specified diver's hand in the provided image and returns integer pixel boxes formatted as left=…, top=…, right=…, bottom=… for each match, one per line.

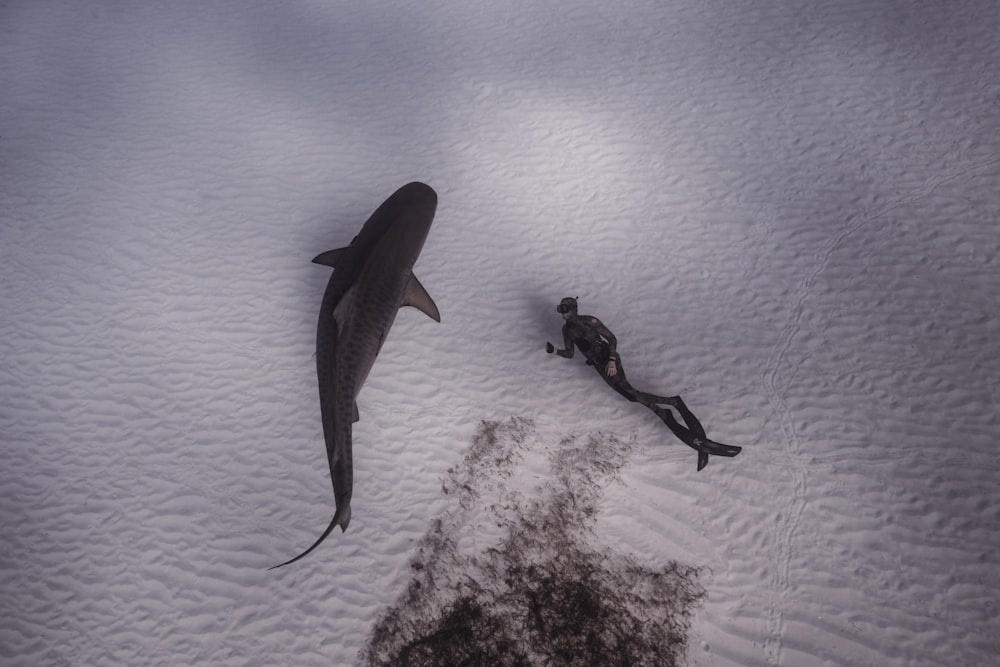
left=606, top=359, right=618, bottom=376
left=546, top=342, right=555, bottom=354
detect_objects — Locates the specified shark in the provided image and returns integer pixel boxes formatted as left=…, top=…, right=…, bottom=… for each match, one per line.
left=271, top=182, right=440, bottom=569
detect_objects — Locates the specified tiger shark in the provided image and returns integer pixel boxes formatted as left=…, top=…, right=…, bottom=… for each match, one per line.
left=271, top=182, right=440, bottom=569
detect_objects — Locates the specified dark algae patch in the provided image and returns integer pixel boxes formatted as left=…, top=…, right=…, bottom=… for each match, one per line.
left=363, top=418, right=705, bottom=667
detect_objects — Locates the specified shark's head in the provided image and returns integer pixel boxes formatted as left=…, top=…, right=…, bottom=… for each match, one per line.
left=369, top=182, right=438, bottom=269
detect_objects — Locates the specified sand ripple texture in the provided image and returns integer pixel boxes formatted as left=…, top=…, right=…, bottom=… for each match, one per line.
left=2, top=1, right=999, bottom=666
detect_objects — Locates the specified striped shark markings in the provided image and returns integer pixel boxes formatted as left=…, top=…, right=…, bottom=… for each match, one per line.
left=271, top=182, right=440, bottom=569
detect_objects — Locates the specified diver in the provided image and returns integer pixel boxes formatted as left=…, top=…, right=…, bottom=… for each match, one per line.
left=546, top=296, right=742, bottom=471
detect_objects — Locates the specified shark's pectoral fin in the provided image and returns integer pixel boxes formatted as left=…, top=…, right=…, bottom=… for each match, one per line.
left=401, top=273, right=440, bottom=322
left=353, top=402, right=360, bottom=423
left=312, top=248, right=347, bottom=268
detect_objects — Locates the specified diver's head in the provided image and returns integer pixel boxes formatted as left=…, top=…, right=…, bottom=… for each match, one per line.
left=556, top=296, right=578, bottom=319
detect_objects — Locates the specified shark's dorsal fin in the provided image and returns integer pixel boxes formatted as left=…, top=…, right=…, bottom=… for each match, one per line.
left=401, top=274, right=440, bottom=322
left=312, top=248, right=347, bottom=268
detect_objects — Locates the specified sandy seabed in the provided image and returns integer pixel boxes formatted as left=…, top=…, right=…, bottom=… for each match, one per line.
left=2, top=1, right=998, bottom=665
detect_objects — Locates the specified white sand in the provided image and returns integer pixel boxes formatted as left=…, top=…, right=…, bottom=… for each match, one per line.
left=2, top=1, right=998, bottom=665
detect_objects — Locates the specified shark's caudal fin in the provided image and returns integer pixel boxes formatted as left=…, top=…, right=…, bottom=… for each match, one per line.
left=268, top=503, right=351, bottom=570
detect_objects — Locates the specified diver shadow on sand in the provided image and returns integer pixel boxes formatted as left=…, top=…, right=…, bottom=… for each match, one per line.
left=362, top=418, right=705, bottom=667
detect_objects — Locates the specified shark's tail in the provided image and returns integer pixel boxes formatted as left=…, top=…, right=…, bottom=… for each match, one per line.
left=268, top=502, right=351, bottom=570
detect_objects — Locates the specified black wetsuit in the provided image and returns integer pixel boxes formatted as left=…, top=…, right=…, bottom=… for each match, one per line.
left=552, top=313, right=742, bottom=471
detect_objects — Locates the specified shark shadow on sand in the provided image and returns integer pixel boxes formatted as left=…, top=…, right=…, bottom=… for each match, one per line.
left=362, top=417, right=706, bottom=667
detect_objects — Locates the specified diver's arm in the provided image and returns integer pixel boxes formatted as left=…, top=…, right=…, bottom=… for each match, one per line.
left=545, top=327, right=576, bottom=358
